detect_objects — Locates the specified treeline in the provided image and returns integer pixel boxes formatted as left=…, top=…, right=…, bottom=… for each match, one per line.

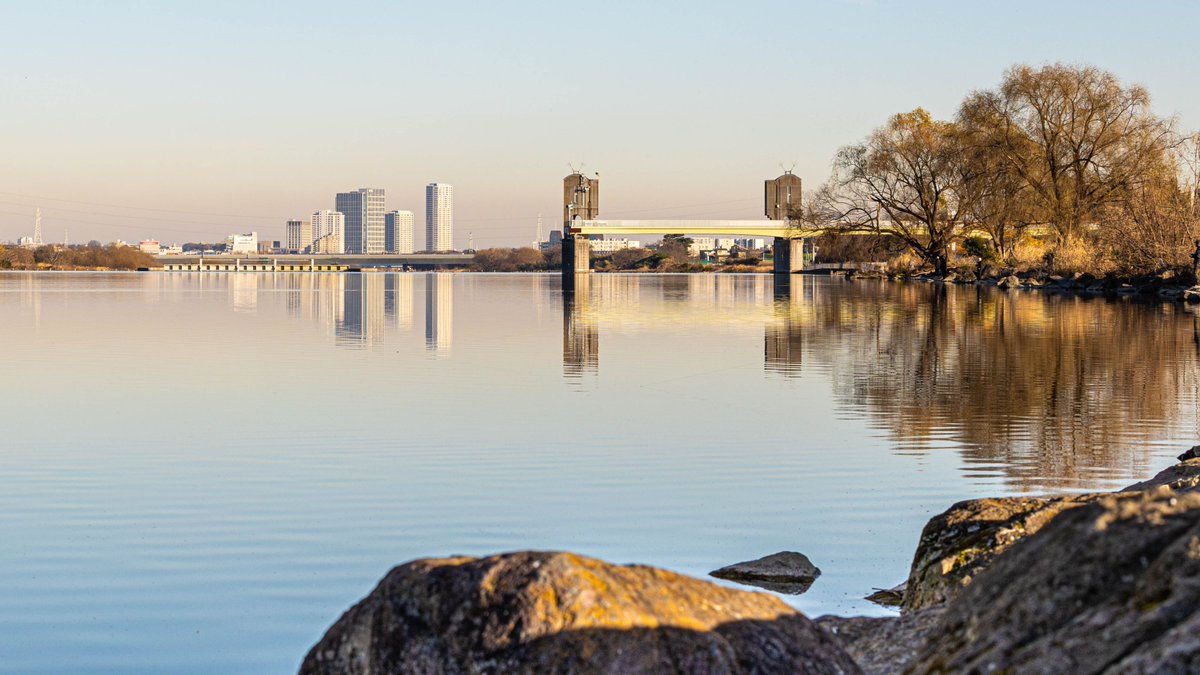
left=0, top=243, right=157, bottom=270
left=469, top=247, right=558, bottom=272
left=469, top=240, right=766, bottom=273
left=808, top=63, right=1198, bottom=279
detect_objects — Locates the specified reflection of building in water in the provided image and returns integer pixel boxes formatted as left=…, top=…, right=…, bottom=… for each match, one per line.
left=425, top=273, right=453, bottom=351
left=337, top=274, right=386, bottom=346
left=563, top=276, right=598, bottom=378
left=385, top=273, right=414, bottom=329
left=229, top=273, right=259, bottom=312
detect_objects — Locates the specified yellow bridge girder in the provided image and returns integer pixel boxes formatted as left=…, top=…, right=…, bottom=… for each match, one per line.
left=571, top=220, right=804, bottom=238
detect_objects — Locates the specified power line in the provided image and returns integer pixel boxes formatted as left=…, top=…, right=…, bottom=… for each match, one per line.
left=0, top=190, right=283, bottom=220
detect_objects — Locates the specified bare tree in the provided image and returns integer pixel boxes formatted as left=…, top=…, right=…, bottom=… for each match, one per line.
left=959, top=63, right=1176, bottom=245
left=959, top=141, right=1035, bottom=260
left=821, top=108, right=971, bottom=276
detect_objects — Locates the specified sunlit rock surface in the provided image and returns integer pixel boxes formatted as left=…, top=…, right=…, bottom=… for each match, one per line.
left=901, top=494, right=1100, bottom=612
left=907, top=488, right=1200, bottom=673
left=300, top=551, right=859, bottom=675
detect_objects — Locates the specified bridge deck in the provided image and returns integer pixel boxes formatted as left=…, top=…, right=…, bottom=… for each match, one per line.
left=572, top=220, right=820, bottom=238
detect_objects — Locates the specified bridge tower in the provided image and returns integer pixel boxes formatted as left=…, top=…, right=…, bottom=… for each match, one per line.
left=562, top=171, right=599, bottom=279
left=765, top=171, right=805, bottom=275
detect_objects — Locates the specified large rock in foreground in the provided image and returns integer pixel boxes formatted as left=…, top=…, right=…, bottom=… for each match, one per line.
left=301, top=551, right=860, bottom=675
left=907, top=488, right=1200, bottom=673
left=901, top=494, right=1099, bottom=611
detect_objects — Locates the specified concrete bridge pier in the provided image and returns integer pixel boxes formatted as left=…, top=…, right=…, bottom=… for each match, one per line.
left=562, top=236, right=591, bottom=282
left=773, top=237, right=805, bottom=275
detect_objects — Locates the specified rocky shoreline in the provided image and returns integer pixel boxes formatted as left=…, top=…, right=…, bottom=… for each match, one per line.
left=301, top=451, right=1200, bottom=674
left=845, top=267, right=1200, bottom=304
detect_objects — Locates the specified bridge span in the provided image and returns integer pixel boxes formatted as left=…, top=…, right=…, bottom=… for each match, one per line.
left=571, top=220, right=802, bottom=238
left=561, top=170, right=814, bottom=280
left=154, top=253, right=474, bottom=271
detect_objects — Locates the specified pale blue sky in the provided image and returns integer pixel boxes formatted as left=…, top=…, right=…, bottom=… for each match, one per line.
left=1, top=0, right=1197, bottom=246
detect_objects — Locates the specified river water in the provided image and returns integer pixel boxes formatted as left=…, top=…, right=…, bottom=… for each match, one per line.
left=2, top=271, right=1197, bottom=673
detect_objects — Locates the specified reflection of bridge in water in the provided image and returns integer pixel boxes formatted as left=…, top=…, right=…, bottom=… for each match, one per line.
left=560, top=274, right=808, bottom=380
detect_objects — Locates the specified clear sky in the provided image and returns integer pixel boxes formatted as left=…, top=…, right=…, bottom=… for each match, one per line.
left=2, top=0, right=1198, bottom=247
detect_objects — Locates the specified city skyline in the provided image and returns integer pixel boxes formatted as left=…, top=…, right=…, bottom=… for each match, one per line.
left=3, top=2, right=1199, bottom=245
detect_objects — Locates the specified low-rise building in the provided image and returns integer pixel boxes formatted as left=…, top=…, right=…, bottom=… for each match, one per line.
left=139, top=240, right=162, bottom=254
left=589, top=238, right=641, bottom=253
left=227, top=232, right=258, bottom=255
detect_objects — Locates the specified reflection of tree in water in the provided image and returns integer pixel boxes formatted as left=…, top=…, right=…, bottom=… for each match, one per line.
left=788, top=280, right=1200, bottom=492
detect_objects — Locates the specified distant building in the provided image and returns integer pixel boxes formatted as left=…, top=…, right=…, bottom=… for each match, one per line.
left=164, top=244, right=184, bottom=255
left=139, top=240, right=162, bottom=254
left=258, top=240, right=281, bottom=254
left=285, top=219, right=313, bottom=253
left=562, top=172, right=600, bottom=226
left=336, top=188, right=386, bottom=254
left=17, top=236, right=35, bottom=248
left=425, top=183, right=453, bottom=252
left=385, top=210, right=415, bottom=254
left=226, top=233, right=258, bottom=255
left=589, top=238, right=641, bottom=253
left=311, top=210, right=345, bottom=255
left=735, top=237, right=766, bottom=250
left=765, top=171, right=803, bottom=221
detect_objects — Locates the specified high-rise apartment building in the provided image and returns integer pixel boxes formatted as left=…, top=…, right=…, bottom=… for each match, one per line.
left=335, top=188, right=386, bottom=254
left=284, top=219, right=313, bottom=253
left=425, top=183, right=453, bottom=252
left=311, top=210, right=345, bottom=254
left=385, top=210, right=415, bottom=254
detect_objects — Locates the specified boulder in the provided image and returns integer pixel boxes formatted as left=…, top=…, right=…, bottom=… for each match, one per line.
left=710, top=551, right=821, bottom=595
left=906, top=488, right=1200, bottom=674
left=301, top=551, right=860, bottom=675
left=1120, top=458, right=1200, bottom=493
left=815, top=609, right=943, bottom=675
left=901, top=494, right=1100, bottom=612
left=1183, top=285, right=1200, bottom=303
left=1179, top=445, right=1200, bottom=461
left=996, top=275, right=1021, bottom=289
left=1158, top=285, right=1186, bottom=299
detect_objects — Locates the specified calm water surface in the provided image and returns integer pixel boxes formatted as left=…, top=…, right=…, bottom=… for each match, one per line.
left=2, top=271, right=1198, bottom=673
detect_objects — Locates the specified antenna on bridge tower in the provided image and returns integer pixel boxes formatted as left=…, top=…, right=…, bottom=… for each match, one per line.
left=779, top=162, right=797, bottom=176
left=568, top=162, right=585, bottom=175
left=33, top=208, right=43, bottom=246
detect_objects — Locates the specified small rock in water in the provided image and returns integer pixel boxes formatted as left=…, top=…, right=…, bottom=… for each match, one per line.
left=710, top=551, right=821, bottom=595
left=1179, top=445, right=1200, bottom=462
left=864, top=582, right=906, bottom=608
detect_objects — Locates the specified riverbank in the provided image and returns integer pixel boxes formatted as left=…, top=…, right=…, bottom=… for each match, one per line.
left=301, top=450, right=1200, bottom=674
left=844, top=267, right=1200, bottom=304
